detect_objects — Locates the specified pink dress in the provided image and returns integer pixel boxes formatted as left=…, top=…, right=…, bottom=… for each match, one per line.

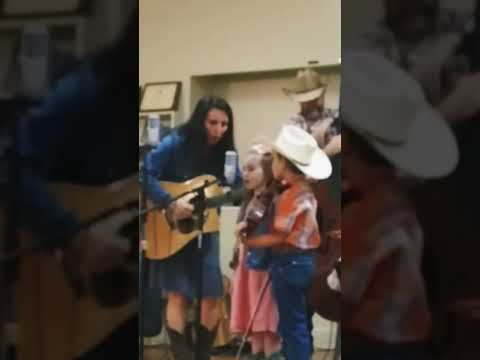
left=230, top=243, right=279, bottom=334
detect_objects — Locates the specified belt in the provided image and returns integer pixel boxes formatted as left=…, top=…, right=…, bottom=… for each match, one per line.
left=271, top=244, right=315, bottom=255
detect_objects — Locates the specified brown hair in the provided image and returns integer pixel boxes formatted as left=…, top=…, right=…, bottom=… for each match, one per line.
left=246, top=144, right=274, bottom=186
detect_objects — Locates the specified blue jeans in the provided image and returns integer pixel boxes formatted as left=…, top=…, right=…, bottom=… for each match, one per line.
left=270, top=252, right=315, bottom=360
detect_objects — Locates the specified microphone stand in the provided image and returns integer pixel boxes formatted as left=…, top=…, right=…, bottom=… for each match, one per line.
left=190, top=178, right=237, bottom=360
left=192, top=180, right=208, bottom=360
left=1, top=116, right=18, bottom=360
left=138, top=143, right=155, bottom=360
left=138, top=164, right=220, bottom=360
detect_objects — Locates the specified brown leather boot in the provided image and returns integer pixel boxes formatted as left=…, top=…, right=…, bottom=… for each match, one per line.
left=166, top=327, right=194, bottom=360
left=196, top=325, right=217, bottom=360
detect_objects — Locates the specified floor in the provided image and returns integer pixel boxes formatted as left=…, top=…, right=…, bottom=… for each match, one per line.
left=142, top=345, right=337, bottom=359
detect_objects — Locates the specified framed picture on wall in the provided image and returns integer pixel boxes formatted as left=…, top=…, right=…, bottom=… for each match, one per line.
left=0, top=0, right=90, bottom=18
left=140, top=81, right=181, bottom=112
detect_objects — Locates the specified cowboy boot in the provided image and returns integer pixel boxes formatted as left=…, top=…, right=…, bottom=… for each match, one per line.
left=166, top=327, right=194, bottom=360
left=196, top=325, right=217, bottom=360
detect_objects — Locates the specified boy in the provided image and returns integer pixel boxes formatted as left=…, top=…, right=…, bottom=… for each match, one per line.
left=341, top=51, right=458, bottom=359
left=240, top=125, right=332, bottom=359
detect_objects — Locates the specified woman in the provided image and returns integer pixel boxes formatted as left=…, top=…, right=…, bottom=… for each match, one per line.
left=143, top=95, right=241, bottom=360
left=15, top=7, right=139, bottom=360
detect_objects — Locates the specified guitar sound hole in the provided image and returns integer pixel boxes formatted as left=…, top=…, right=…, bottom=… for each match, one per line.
left=177, top=218, right=195, bottom=233
left=91, top=268, right=137, bottom=308
left=119, top=219, right=139, bottom=260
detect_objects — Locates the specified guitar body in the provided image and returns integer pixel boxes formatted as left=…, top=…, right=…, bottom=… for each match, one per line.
left=16, top=176, right=138, bottom=360
left=308, top=225, right=341, bottom=323
left=308, top=271, right=341, bottom=322
left=145, top=175, right=223, bottom=260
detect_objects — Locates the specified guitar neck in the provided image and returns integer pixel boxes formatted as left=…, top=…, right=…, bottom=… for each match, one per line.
left=82, top=200, right=138, bottom=231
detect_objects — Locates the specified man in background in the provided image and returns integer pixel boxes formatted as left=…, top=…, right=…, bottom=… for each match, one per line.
left=283, top=68, right=341, bottom=157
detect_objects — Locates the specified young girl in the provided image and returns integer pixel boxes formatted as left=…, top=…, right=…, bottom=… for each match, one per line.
left=230, top=143, right=282, bottom=360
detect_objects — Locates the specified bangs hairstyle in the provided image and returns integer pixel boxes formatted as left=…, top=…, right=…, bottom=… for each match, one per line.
left=178, top=95, right=236, bottom=171
left=246, top=143, right=274, bottom=186
left=179, top=95, right=235, bottom=149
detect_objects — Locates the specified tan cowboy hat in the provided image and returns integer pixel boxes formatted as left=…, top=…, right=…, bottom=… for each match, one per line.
left=342, top=50, right=459, bottom=179
left=283, top=68, right=327, bottom=103
left=273, top=125, right=332, bottom=180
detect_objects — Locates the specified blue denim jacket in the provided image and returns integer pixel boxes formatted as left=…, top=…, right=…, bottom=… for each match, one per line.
left=15, top=60, right=137, bottom=246
left=143, top=130, right=242, bottom=207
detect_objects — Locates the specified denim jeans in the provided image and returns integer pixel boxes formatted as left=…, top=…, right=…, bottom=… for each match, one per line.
left=270, top=252, right=315, bottom=360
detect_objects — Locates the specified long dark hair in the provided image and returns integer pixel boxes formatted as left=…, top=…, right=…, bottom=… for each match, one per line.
left=92, top=5, right=138, bottom=88
left=87, top=5, right=139, bottom=170
left=178, top=95, right=237, bottom=173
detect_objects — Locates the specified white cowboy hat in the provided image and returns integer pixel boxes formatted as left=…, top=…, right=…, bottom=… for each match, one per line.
left=283, top=68, right=327, bottom=103
left=342, top=50, right=459, bottom=179
left=273, top=125, right=332, bottom=180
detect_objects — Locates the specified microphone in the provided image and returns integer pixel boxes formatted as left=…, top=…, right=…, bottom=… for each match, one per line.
left=19, top=24, right=50, bottom=99
left=224, top=150, right=237, bottom=185
left=205, top=187, right=246, bottom=208
left=146, top=114, right=160, bottom=146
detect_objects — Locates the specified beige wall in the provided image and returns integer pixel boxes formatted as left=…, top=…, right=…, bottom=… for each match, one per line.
left=139, top=0, right=341, bottom=118
left=199, top=68, right=340, bottom=162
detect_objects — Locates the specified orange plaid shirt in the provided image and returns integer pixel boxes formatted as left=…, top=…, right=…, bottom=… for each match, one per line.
left=342, top=184, right=431, bottom=345
left=274, top=180, right=321, bottom=250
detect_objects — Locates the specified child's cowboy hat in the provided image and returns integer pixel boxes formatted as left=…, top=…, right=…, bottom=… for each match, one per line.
left=283, top=68, right=327, bottom=103
left=342, top=51, right=459, bottom=179
left=273, top=125, right=332, bottom=180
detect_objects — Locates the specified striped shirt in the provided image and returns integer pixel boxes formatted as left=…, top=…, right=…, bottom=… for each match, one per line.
left=274, top=181, right=321, bottom=250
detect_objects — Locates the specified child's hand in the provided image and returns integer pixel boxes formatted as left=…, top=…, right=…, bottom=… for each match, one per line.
left=235, top=221, right=248, bottom=241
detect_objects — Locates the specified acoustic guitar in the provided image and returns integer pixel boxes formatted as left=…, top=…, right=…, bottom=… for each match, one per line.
left=15, top=175, right=138, bottom=360
left=145, top=175, right=225, bottom=260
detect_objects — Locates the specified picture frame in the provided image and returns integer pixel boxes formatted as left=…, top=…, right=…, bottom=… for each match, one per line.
left=0, top=0, right=90, bottom=18
left=140, top=81, right=181, bottom=112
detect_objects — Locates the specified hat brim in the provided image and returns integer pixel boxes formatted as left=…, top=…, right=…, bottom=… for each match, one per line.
left=283, top=87, right=326, bottom=103
left=273, top=145, right=332, bottom=180
left=366, top=106, right=459, bottom=179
